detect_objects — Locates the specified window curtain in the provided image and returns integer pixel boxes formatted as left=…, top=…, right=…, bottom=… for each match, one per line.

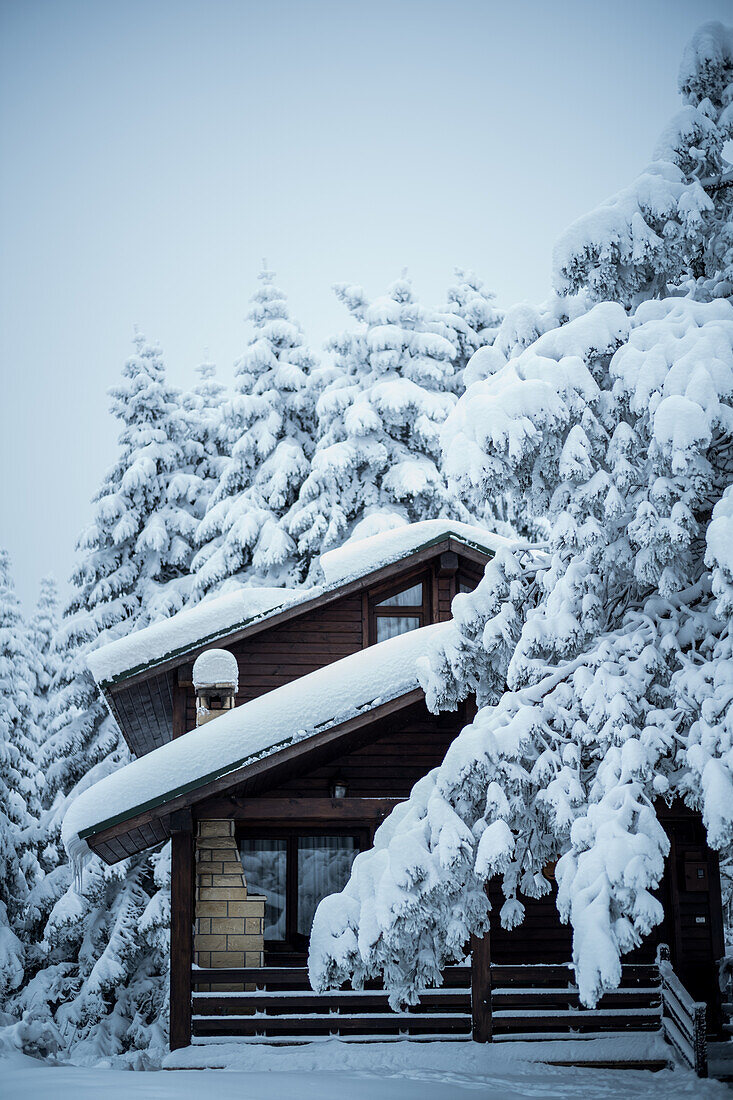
left=296, top=836, right=357, bottom=936
left=240, top=838, right=287, bottom=939
left=376, top=615, right=421, bottom=642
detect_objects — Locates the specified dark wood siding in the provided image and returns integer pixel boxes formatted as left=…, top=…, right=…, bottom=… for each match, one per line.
left=437, top=575, right=453, bottom=622
left=184, top=592, right=365, bottom=730
left=487, top=886, right=572, bottom=964
left=109, top=545, right=488, bottom=758
left=256, top=710, right=463, bottom=799
left=182, top=561, right=485, bottom=732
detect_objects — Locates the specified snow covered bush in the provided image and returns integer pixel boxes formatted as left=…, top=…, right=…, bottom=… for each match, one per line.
left=310, top=23, right=733, bottom=1009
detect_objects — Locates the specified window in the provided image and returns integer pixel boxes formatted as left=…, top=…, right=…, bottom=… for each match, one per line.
left=369, top=576, right=428, bottom=644
left=239, top=832, right=362, bottom=950
left=457, top=573, right=479, bottom=596
left=240, top=837, right=287, bottom=939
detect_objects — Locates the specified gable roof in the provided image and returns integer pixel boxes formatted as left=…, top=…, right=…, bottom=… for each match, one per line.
left=63, top=621, right=451, bottom=867
left=87, top=520, right=507, bottom=690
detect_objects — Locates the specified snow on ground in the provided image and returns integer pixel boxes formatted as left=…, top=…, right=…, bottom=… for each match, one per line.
left=1, top=1041, right=728, bottom=1100
left=63, top=622, right=451, bottom=864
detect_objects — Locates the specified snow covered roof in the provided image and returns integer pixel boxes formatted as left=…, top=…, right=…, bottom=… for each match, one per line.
left=87, top=587, right=297, bottom=686
left=88, top=520, right=506, bottom=688
left=319, top=519, right=512, bottom=587
left=63, top=622, right=450, bottom=865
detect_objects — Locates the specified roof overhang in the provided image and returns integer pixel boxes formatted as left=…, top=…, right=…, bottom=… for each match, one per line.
left=98, top=533, right=493, bottom=757
left=79, top=688, right=427, bottom=865
left=102, top=533, right=491, bottom=690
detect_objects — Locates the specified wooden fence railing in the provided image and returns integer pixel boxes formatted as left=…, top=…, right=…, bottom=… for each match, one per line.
left=186, top=948, right=709, bottom=1076
left=657, top=944, right=707, bottom=1077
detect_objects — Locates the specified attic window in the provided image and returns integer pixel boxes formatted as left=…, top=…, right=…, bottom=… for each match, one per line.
left=369, top=577, right=428, bottom=644
left=376, top=583, right=423, bottom=607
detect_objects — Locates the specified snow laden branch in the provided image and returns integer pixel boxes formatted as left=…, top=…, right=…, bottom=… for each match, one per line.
left=310, top=295, right=733, bottom=1009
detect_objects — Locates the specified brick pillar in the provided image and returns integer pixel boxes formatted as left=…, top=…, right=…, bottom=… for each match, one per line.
left=194, top=819, right=264, bottom=991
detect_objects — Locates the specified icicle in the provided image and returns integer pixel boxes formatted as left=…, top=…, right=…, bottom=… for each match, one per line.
left=71, top=848, right=90, bottom=895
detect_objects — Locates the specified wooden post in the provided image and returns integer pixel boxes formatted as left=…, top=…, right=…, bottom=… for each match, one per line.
left=169, top=811, right=194, bottom=1051
left=471, top=925, right=492, bottom=1043
left=693, top=1002, right=708, bottom=1078
left=172, top=684, right=187, bottom=740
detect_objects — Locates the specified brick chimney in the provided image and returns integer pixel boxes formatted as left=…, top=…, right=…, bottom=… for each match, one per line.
left=192, top=648, right=238, bottom=727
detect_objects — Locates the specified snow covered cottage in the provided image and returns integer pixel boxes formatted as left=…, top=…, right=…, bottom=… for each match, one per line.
left=62, top=521, right=725, bottom=1062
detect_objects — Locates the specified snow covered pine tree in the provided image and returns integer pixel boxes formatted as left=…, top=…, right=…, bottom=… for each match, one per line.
left=309, top=21, right=733, bottom=1011
left=0, top=551, right=42, bottom=1002
left=287, top=276, right=471, bottom=578
left=16, top=333, right=198, bottom=1057
left=436, top=269, right=503, bottom=392
left=192, top=267, right=318, bottom=594
left=181, top=357, right=230, bottom=528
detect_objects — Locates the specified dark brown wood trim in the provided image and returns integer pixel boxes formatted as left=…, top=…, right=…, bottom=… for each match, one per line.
left=195, top=796, right=401, bottom=822
left=471, top=924, right=492, bottom=1042
left=361, top=591, right=369, bottom=648
left=87, top=689, right=425, bottom=862
left=707, top=847, right=725, bottom=962
left=107, top=539, right=491, bottom=692
left=172, top=685, right=187, bottom=740
left=668, top=832, right=683, bottom=969
left=439, top=551, right=459, bottom=575
left=367, top=567, right=431, bottom=646
left=446, top=537, right=492, bottom=570
left=169, top=824, right=193, bottom=1050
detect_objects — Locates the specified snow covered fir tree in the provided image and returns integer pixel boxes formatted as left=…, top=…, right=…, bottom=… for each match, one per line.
left=192, top=267, right=319, bottom=594
left=286, top=275, right=476, bottom=575
left=310, top=18, right=733, bottom=1011
left=1, top=14, right=732, bottom=1088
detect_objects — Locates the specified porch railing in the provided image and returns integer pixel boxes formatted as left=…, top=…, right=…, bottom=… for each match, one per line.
left=657, top=944, right=708, bottom=1077
left=184, top=949, right=708, bottom=1076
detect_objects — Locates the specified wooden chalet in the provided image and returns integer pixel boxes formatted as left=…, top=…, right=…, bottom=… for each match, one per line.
left=64, top=522, right=726, bottom=1075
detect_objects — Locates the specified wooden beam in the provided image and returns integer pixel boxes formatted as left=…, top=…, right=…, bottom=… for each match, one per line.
left=195, top=796, right=402, bottom=822
left=169, top=822, right=194, bottom=1051
left=439, top=551, right=459, bottom=575
left=471, top=924, right=492, bottom=1043
left=172, top=685, right=187, bottom=740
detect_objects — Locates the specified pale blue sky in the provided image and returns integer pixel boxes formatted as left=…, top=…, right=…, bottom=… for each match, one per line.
left=1, top=0, right=730, bottom=609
